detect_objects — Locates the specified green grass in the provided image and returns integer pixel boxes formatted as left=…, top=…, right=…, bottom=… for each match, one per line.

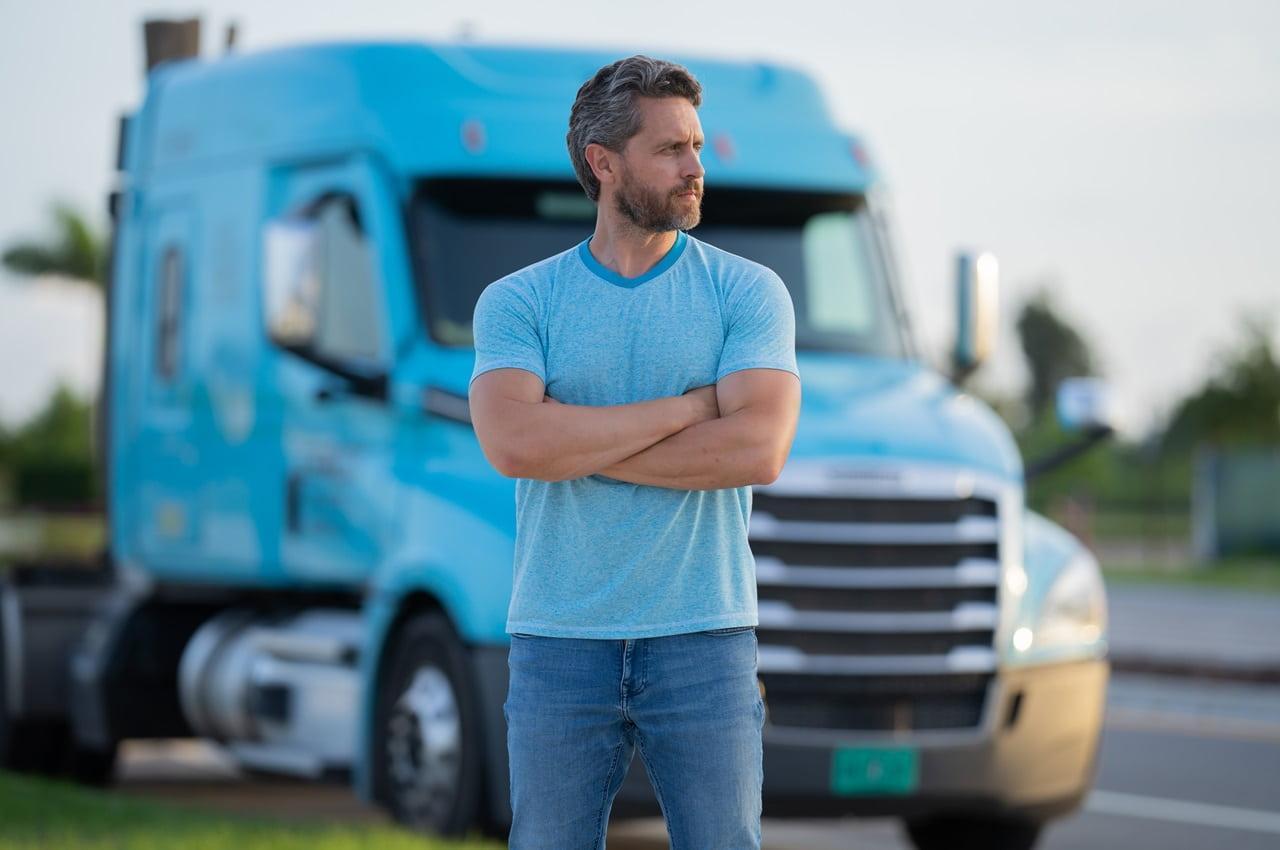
left=0, top=770, right=501, bottom=850
left=1102, top=557, right=1280, bottom=594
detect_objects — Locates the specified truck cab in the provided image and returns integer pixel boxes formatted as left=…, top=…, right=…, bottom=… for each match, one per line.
left=0, top=37, right=1109, bottom=850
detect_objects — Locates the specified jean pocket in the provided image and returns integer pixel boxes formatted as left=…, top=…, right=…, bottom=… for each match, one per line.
left=704, top=625, right=755, bottom=635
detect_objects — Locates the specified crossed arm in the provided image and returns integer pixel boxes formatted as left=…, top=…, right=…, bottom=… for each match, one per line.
left=468, top=367, right=801, bottom=490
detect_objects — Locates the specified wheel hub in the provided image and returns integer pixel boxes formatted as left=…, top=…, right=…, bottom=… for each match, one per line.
left=386, top=664, right=463, bottom=828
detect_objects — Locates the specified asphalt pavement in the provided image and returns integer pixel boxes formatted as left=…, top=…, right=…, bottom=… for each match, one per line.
left=1104, top=582, right=1280, bottom=682
left=112, top=667, right=1280, bottom=850
left=86, top=580, right=1280, bottom=849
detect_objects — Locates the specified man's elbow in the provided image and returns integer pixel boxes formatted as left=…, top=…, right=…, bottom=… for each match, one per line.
left=472, top=391, right=564, bottom=480
left=754, top=424, right=799, bottom=484
left=731, top=402, right=798, bottom=487
left=483, top=441, right=567, bottom=482
left=478, top=441, right=523, bottom=479
left=751, top=449, right=788, bottom=486
left=474, top=427, right=533, bottom=479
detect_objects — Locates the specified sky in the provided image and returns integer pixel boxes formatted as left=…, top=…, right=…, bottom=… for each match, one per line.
left=1, top=0, right=1277, bottom=438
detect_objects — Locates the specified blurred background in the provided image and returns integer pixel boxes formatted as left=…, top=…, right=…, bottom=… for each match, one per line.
left=0, top=3, right=1278, bottom=849
left=3, top=0, right=1277, bottom=577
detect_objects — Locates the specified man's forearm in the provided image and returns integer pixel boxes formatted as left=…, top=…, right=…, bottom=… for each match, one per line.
left=593, top=409, right=781, bottom=490
left=495, top=394, right=697, bottom=482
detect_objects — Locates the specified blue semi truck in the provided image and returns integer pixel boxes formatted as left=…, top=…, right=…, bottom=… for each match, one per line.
left=0, top=27, right=1110, bottom=850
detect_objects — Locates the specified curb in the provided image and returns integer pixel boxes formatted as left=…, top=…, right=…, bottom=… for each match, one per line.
left=1108, top=653, right=1280, bottom=686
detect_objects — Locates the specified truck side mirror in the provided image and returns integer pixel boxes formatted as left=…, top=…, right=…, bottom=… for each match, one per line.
left=263, top=217, right=321, bottom=350
left=1056, top=377, right=1115, bottom=433
left=262, top=215, right=389, bottom=403
left=1025, top=377, right=1116, bottom=481
left=951, top=251, right=999, bottom=383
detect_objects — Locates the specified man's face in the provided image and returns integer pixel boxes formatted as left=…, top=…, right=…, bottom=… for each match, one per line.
left=612, top=96, right=705, bottom=233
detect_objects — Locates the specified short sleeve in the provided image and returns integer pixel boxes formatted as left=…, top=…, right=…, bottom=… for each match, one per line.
left=469, top=279, right=547, bottom=387
left=716, top=268, right=800, bottom=382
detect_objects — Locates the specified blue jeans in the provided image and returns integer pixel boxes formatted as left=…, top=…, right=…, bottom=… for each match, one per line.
left=504, top=626, right=764, bottom=850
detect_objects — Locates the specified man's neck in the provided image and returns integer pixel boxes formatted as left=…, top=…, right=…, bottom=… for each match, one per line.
left=587, top=208, right=677, bottom=280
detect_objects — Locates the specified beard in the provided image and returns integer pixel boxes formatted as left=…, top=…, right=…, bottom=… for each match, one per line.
left=613, top=165, right=702, bottom=233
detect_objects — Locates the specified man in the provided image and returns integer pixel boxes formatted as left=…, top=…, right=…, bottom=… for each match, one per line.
left=468, top=54, right=801, bottom=850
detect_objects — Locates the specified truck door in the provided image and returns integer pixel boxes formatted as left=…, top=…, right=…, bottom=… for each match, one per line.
left=260, top=156, right=406, bottom=585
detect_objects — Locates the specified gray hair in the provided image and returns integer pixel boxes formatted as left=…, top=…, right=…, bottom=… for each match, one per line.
left=566, top=55, right=703, bottom=202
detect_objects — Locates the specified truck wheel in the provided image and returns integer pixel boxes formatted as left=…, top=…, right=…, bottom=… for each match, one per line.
left=373, top=611, right=484, bottom=837
left=903, top=813, right=1043, bottom=850
left=0, top=584, right=49, bottom=773
left=57, top=728, right=119, bottom=786
left=28, top=720, right=118, bottom=786
left=0, top=646, right=39, bottom=772
left=0, top=589, right=117, bottom=785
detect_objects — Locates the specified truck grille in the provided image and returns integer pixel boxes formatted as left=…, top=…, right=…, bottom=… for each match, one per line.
left=760, top=672, right=991, bottom=731
left=750, top=484, right=1002, bottom=733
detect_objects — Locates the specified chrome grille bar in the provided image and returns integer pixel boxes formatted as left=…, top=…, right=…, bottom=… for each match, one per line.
left=749, top=512, right=999, bottom=544
left=755, top=556, right=999, bottom=588
left=756, top=645, right=998, bottom=675
left=757, top=600, right=998, bottom=632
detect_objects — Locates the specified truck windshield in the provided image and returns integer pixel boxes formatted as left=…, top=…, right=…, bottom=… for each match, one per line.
left=410, top=178, right=907, bottom=357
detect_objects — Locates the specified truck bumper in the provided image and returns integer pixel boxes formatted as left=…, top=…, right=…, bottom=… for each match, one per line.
left=615, top=655, right=1109, bottom=823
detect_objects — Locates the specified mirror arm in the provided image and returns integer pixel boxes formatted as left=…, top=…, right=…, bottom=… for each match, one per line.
left=950, top=356, right=979, bottom=387
left=1024, top=424, right=1114, bottom=482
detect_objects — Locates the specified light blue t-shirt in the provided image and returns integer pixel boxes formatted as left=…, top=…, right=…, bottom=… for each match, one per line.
left=469, top=230, right=799, bottom=639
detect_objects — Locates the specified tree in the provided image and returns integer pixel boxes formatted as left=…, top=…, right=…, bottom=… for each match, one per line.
left=1014, top=286, right=1098, bottom=419
left=1161, top=314, right=1280, bottom=454
left=1, top=200, right=108, bottom=508
left=1, top=384, right=98, bottom=508
left=1, top=200, right=106, bottom=287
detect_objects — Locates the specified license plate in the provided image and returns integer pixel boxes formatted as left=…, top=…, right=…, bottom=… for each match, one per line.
left=830, top=745, right=919, bottom=795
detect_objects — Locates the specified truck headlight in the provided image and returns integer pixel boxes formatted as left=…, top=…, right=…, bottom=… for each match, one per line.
left=1030, top=549, right=1107, bottom=651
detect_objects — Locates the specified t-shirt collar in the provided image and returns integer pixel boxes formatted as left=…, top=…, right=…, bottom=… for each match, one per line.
left=577, top=230, right=689, bottom=289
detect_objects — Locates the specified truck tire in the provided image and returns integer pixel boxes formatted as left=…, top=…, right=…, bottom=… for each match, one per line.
left=0, top=636, right=40, bottom=772
left=0, top=587, right=117, bottom=785
left=57, top=727, right=119, bottom=786
left=0, top=582, right=52, bottom=774
left=372, top=611, right=484, bottom=837
left=903, top=813, right=1043, bottom=850
left=23, top=720, right=118, bottom=786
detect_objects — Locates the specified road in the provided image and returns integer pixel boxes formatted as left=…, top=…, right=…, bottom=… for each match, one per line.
left=1105, top=583, right=1280, bottom=679
left=110, top=670, right=1280, bottom=849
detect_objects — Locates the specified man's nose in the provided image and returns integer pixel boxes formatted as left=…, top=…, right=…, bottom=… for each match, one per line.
left=682, top=149, right=705, bottom=181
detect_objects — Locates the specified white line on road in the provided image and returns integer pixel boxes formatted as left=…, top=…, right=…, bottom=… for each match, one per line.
left=1087, top=790, right=1280, bottom=835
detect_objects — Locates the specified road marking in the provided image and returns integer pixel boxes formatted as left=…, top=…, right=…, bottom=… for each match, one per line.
left=1087, top=790, right=1280, bottom=835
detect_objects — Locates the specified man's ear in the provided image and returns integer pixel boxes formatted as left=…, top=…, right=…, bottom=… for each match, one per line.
left=585, top=142, right=619, bottom=191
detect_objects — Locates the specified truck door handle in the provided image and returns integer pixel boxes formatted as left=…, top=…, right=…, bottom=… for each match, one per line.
left=285, top=471, right=301, bottom=532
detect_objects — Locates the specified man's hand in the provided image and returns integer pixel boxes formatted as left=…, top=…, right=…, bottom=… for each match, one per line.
left=596, top=369, right=801, bottom=490
left=682, top=384, right=721, bottom=423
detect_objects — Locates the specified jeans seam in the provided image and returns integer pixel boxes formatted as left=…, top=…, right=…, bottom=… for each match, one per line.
left=593, top=735, right=626, bottom=850
left=633, top=728, right=676, bottom=850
